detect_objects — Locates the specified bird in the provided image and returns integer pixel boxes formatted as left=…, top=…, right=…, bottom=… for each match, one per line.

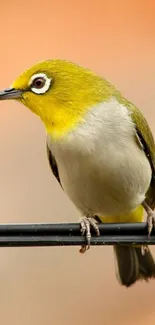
left=0, top=59, right=155, bottom=287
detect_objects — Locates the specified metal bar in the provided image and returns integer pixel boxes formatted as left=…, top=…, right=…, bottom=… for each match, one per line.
left=0, top=222, right=151, bottom=234
left=0, top=235, right=154, bottom=247
left=0, top=222, right=153, bottom=247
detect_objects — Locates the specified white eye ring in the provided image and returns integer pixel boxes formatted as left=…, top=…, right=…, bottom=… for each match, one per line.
left=29, top=73, right=51, bottom=94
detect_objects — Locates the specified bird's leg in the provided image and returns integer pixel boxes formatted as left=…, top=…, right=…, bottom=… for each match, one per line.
left=79, top=216, right=100, bottom=254
left=142, top=201, right=155, bottom=236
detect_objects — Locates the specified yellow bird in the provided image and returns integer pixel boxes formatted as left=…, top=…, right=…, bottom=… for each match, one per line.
left=0, top=59, right=155, bottom=287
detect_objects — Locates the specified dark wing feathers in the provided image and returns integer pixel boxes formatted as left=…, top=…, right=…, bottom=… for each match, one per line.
left=46, top=143, right=62, bottom=188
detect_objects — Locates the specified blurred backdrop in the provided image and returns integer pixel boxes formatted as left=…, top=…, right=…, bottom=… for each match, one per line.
left=0, top=0, right=155, bottom=324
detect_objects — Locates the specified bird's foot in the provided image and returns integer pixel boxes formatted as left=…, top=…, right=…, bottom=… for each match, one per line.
left=79, top=216, right=100, bottom=254
left=141, top=245, right=149, bottom=255
left=147, top=213, right=155, bottom=236
left=142, top=201, right=155, bottom=236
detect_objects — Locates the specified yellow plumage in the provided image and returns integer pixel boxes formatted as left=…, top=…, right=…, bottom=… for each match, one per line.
left=99, top=205, right=144, bottom=223
left=12, top=60, right=120, bottom=138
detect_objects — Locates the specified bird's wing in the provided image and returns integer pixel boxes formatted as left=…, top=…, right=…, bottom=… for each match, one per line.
left=46, top=143, right=63, bottom=188
left=129, top=102, right=155, bottom=209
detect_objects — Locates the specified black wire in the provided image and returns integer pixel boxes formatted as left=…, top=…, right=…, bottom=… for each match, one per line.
left=0, top=222, right=154, bottom=247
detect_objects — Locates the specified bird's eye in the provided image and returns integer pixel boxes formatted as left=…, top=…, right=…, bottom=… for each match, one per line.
left=32, top=77, right=46, bottom=89
left=30, top=73, right=52, bottom=94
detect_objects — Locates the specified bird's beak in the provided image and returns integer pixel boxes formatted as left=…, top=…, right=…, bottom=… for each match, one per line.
left=0, top=88, right=23, bottom=100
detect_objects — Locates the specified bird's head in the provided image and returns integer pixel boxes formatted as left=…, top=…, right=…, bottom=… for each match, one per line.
left=0, top=60, right=113, bottom=138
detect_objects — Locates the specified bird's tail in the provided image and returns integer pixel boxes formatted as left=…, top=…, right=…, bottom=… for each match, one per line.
left=113, top=245, right=155, bottom=287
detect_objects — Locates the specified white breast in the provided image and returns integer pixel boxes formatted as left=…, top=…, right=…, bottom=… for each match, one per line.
left=47, top=99, right=152, bottom=217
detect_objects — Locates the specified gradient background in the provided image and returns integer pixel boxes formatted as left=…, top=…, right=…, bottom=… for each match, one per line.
left=0, top=1, right=155, bottom=324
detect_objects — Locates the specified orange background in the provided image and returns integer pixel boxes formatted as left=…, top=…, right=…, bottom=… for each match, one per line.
left=0, top=1, right=155, bottom=324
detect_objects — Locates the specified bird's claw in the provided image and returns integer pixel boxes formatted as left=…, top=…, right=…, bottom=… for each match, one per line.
left=147, top=213, right=155, bottom=236
left=141, top=212, right=155, bottom=255
left=142, top=201, right=155, bottom=237
left=141, top=245, right=149, bottom=255
left=79, top=216, right=100, bottom=254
